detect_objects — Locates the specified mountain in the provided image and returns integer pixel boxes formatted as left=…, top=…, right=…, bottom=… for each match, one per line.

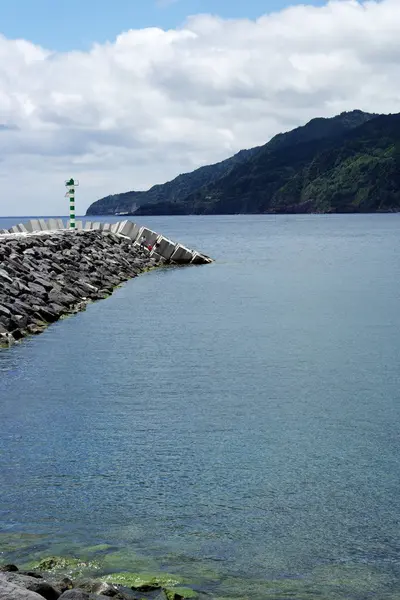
left=86, top=109, right=397, bottom=216
left=85, top=147, right=259, bottom=216
left=181, top=112, right=400, bottom=215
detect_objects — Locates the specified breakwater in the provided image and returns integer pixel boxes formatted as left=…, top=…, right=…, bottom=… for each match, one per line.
left=0, top=219, right=212, bottom=347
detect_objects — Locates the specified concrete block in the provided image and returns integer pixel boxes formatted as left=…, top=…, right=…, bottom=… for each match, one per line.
left=154, top=236, right=176, bottom=260
left=137, top=227, right=159, bottom=246
left=171, top=244, right=195, bottom=263
left=16, top=223, right=28, bottom=233
left=84, top=221, right=93, bottom=230
left=91, top=222, right=101, bottom=230
left=110, top=222, right=121, bottom=233
left=38, top=219, right=48, bottom=230
left=116, top=220, right=129, bottom=234
left=47, top=218, right=59, bottom=230
left=0, top=229, right=9, bottom=234
left=75, top=220, right=83, bottom=230
left=24, top=219, right=42, bottom=232
left=191, top=252, right=212, bottom=265
left=127, top=222, right=141, bottom=241
left=118, top=220, right=141, bottom=240
left=8, top=225, right=20, bottom=234
left=56, top=219, right=65, bottom=229
left=101, top=223, right=111, bottom=231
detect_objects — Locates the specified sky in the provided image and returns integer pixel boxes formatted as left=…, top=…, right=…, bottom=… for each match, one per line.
left=0, top=0, right=399, bottom=216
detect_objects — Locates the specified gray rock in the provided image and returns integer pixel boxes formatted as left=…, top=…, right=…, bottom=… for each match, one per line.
left=48, top=290, right=76, bottom=307
left=0, top=564, right=18, bottom=572
left=0, top=268, right=13, bottom=284
left=58, top=592, right=110, bottom=600
left=52, top=580, right=73, bottom=594
left=0, top=305, right=11, bottom=318
left=27, top=282, right=47, bottom=298
left=0, top=573, right=60, bottom=600
left=10, top=314, right=29, bottom=329
left=77, top=581, right=118, bottom=597
left=48, top=303, right=66, bottom=316
left=32, top=276, right=54, bottom=292
left=0, top=580, right=44, bottom=600
left=12, top=299, right=35, bottom=315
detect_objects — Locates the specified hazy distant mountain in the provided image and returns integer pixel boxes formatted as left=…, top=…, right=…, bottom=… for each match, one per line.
left=86, top=147, right=259, bottom=216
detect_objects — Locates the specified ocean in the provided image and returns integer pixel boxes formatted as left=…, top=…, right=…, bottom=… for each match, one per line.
left=1, top=213, right=400, bottom=599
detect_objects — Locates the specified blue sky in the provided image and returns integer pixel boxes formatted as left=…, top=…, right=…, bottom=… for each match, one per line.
left=0, top=0, right=324, bottom=51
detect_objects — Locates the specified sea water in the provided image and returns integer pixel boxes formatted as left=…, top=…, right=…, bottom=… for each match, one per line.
left=1, top=214, right=400, bottom=599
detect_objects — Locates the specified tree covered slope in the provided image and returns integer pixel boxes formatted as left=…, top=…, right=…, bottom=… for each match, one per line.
left=86, top=110, right=400, bottom=216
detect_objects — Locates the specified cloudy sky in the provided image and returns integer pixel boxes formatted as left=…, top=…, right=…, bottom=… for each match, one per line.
left=0, top=0, right=399, bottom=216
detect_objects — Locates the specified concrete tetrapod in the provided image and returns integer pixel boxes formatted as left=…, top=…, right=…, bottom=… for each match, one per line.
left=171, top=244, right=195, bottom=263
left=2, top=218, right=213, bottom=265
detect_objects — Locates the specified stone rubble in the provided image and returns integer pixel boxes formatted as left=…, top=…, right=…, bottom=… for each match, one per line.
left=0, top=230, right=165, bottom=348
left=0, top=564, right=198, bottom=600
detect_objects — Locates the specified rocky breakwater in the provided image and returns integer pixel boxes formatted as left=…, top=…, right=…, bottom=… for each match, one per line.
left=0, top=230, right=164, bottom=348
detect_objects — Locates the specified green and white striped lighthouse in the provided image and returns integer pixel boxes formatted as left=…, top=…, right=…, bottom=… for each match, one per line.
left=65, top=178, right=79, bottom=229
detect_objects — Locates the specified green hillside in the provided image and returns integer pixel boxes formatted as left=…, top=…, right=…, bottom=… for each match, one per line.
left=183, top=113, right=400, bottom=214
left=85, top=109, right=400, bottom=216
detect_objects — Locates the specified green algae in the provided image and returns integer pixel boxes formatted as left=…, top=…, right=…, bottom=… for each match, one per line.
left=103, top=571, right=185, bottom=588
left=100, top=549, right=158, bottom=572
left=215, top=563, right=397, bottom=600
left=0, top=532, right=47, bottom=555
left=161, top=553, right=221, bottom=583
left=307, top=563, right=394, bottom=594
left=77, top=544, right=114, bottom=555
left=164, top=586, right=199, bottom=599
left=217, top=578, right=321, bottom=600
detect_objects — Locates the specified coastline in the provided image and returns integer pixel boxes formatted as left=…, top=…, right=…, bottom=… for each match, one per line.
left=0, top=560, right=200, bottom=600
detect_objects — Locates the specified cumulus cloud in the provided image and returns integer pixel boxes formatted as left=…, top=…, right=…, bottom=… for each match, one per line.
left=1, top=0, right=400, bottom=215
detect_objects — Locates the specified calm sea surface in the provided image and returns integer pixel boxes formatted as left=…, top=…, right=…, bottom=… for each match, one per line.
left=1, top=214, right=400, bottom=599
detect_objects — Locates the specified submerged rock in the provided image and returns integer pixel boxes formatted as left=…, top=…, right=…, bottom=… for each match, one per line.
left=102, top=573, right=184, bottom=589
left=164, top=588, right=198, bottom=600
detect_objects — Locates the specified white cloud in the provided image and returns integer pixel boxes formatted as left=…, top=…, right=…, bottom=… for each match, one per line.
left=1, top=0, right=400, bottom=216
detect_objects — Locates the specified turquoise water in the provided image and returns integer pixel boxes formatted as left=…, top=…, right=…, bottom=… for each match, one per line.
left=1, top=214, right=400, bottom=599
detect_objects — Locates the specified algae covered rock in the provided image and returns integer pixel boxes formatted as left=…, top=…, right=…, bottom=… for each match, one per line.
left=34, top=558, right=82, bottom=572
left=103, top=572, right=184, bottom=589
left=31, top=556, right=100, bottom=579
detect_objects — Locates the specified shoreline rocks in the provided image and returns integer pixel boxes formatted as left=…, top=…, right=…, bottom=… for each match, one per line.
left=0, top=230, right=166, bottom=348
left=0, top=564, right=199, bottom=600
